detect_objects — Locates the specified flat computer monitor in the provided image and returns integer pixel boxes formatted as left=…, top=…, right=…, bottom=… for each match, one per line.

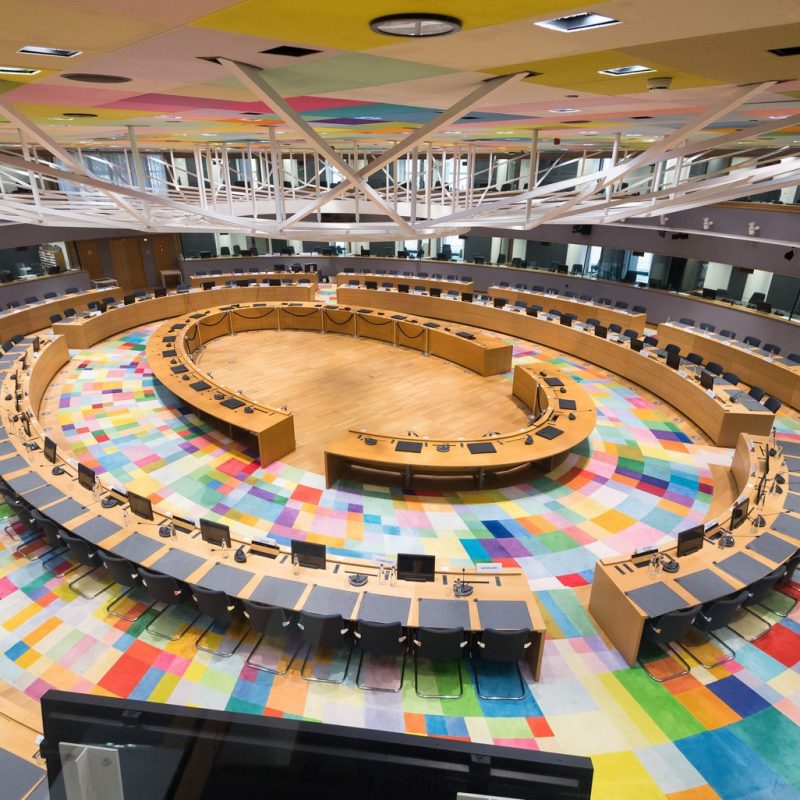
left=594, top=324, right=607, bottom=339
left=124, top=295, right=135, bottom=306
left=630, top=337, right=644, bottom=352
left=365, top=280, right=378, bottom=290
left=559, top=314, right=572, bottom=327
left=32, top=336, right=40, bottom=353
left=461, top=292, right=473, bottom=303
left=676, top=525, right=704, bottom=557
left=199, top=518, right=231, bottom=549
left=702, top=288, right=717, bottom=300
left=43, top=436, right=57, bottom=464
left=290, top=539, right=326, bottom=570
left=397, top=284, right=409, bottom=293
left=429, top=287, right=442, bottom=298
left=396, top=553, right=436, bottom=582
left=666, top=351, right=681, bottom=370
left=493, top=297, right=506, bottom=309
left=128, top=491, right=153, bottom=521
left=77, top=463, right=96, bottom=492
left=21, top=414, right=30, bottom=438
left=154, top=287, right=167, bottom=298
left=756, top=301, right=772, bottom=313
left=19, top=352, right=28, bottom=372
left=730, top=496, right=749, bottom=529
left=700, top=370, right=715, bottom=390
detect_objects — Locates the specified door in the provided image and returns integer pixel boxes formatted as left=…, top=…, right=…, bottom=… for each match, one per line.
left=107, top=237, right=148, bottom=292
left=74, top=240, right=105, bottom=281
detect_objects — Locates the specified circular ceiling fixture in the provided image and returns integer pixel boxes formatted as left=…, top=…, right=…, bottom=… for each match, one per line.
left=62, top=73, right=132, bottom=83
left=369, top=13, right=461, bottom=38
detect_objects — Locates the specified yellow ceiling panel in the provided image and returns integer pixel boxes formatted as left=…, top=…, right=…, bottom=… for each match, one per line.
left=192, top=0, right=585, bottom=52
left=483, top=50, right=722, bottom=94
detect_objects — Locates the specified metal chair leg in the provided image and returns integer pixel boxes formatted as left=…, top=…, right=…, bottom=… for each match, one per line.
left=195, top=619, right=248, bottom=658
left=68, top=567, right=114, bottom=599
left=355, top=649, right=406, bottom=692
left=42, top=549, right=79, bottom=576
left=300, top=640, right=353, bottom=684
left=106, top=587, right=154, bottom=622
left=472, top=658, right=526, bottom=699
left=15, top=537, right=54, bottom=562
left=414, top=653, right=463, bottom=699
left=680, top=630, right=735, bottom=669
left=146, top=604, right=201, bottom=641
left=245, top=633, right=301, bottom=675
left=637, top=642, right=692, bottom=682
left=729, top=607, right=773, bottom=641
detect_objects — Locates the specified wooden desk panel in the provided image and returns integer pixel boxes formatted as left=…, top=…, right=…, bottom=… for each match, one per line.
left=336, top=272, right=473, bottom=294
left=190, top=271, right=318, bottom=289
left=337, top=288, right=774, bottom=447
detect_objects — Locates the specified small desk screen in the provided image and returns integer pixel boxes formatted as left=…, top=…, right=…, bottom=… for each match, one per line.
left=200, top=518, right=232, bottom=548
left=396, top=553, right=435, bottom=582
left=291, top=540, right=326, bottom=570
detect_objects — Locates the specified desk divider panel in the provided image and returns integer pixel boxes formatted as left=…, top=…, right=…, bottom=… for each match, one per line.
left=249, top=575, right=307, bottom=608
left=112, top=532, right=165, bottom=563
left=197, top=563, right=254, bottom=595
left=745, top=532, right=799, bottom=563
left=356, top=593, right=411, bottom=625
left=302, top=585, right=359, bottom=619
left=150, top=549, right=206, bottom=581
left=771, top=514, right=800, bottom=541
left=675, top=569, right=737, bottom=603
left=73, top=516, right=123, bottom=545
left=418, top=598, right=471, bottom=629
left=44, top=497, right=89, bottom=526
left=625, top=583, right=688, bottom=618
left=475, top=600, right=533, bottom=631
left=713, top=552, right=773, bottom=584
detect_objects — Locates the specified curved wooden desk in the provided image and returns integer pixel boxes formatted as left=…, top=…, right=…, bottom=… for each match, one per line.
left=0, top=334, right=547, bottom=680
left=656, top=321, right=800, bottom=409
left=588, top=432, right=795, bottom=666
left=336, top=287, right=776, bottom=447
left=146, top=301, right=513, bottom=470
left=488, top=286, right=647, bottom=335
left=336, top=272, right=473, bottom=294
left=0, top=287, right=123, bottom=342
left=189, top=272, right=317, bottom=290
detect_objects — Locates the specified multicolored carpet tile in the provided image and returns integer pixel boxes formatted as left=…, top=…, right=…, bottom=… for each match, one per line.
left=1, top=319, right=798, bottom=799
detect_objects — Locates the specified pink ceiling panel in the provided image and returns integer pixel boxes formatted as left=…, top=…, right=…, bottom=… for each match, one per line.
left=100, top=93, right=371, bottom=114
left=2, top=83, right=139, bottom=106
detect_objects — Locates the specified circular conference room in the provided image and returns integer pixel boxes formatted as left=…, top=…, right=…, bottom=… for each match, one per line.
left=0, top=2, right=799, bottom=799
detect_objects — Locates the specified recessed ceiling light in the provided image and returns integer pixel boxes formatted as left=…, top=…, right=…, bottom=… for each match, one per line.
left=0, top=66, right=40, bottom=75
left=549, top=108, right=581, bottom=114
left=369, top=13, right=462, bottom=38
left=769, top=114, right=790, bottom=119
left=261, top=45, right=321, bottom=57
left=201, top=133, right=217, bottom=137
left=18, top=45, right=81, bottom=58
left=63, top=112, right=97, bottom=118
left=157, top=114, right=182, bottom=121
left=598, top=65, right=655, bottom=76
left=535, top=13, right=620, bottom=33
left=354, top=116, right=382, bottom=120
left=62, top=73, right=131, bottom=83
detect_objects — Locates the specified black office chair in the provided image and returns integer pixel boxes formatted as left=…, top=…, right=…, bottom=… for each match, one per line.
left=564, top=290, right=576, bottom=298
left=243, top=601, right=301, bottom=674
left=788, top=353, right=800, bottom=364
left=472, top=628, right=531, bottom=700
left=531, top=285, right=544, bottom=293
left=748, top=291, right=766, bottom=306
left=699, top=322, right=715, bottom=332
left=705, top=361, right=723, bottom=376
left=763, top=343, right=781, bottom=355
left=722, top=371, right=740, bottom=386
left=2, top=492, right=32, bottom=542
left=764, top=396, right=782, bottom=413
left=64, top=287, right=78, bottom=294
left=637, top=606, right=700, bottom=681
left=686, top=352, right=703, bottom=366
left=6, top=300, right=21, bottom=309
left=682, top=591, right=748, bottom=668
left=515, top=282, right=527, bottom=290
left=413, top=627, right=468, bottom=699
left=98, top=552, right=153, bottom=622
left=748, top=385, right=766, bottom=402
left=176, top=284, right=190, bottom=293
left=743, top=335, right=761, bottom=347
left=30, top=512, right=70, bottom=575
left=614, top=300, right=629, bottom=309
left=11, top=334, right=23, bottom=344
left=59, top=531, right=114, bottom=599
left=622, top=328, right=637, bottom=339
left=498, top=281, right=510, bottom=288
left=13, top=507, right=57, bottom=561
left=644, top=335, right=659, bottom=347
left=297, top=611, right=353, bottom=684
left=63, top=307, right=76, bottom=318
left=354, top=620, right=407, bottom=692
left=632, top=304, right=647, bottom=314
left=191, top=586, right=247, bottom=657
left=727, top=566, right=787, bottom=641
left=665, top=343, right=681, bottom=356
left=43, top=291, right=57, bottom=299
left=678, top=317, right=694, bottom=326
left=23, top=296, right=37, bottom=305
left=580, top=294, right=593, bottom=302
left=719, top=329, right=736, bottom=339
left=138, top=567, right=200, bottom=641
left=586, top=317, right=601, bottom=328
left=49, top=313, right=63, bottom=325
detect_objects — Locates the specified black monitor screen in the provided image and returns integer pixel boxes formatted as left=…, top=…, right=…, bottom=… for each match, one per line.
left=365, top=281, right=378, bottom=290
left=77, top=463, right=96, bottom=492
left=493, top=297, right=506, bottom=308
left=429, top=287, right=442, bottom=298
left=630, top=338, right=644, bottom=352
left=32, top=336, right=41, bottom=353
left=559, top=314, right=572, bottom=327
left=396, top=553, right=435, bottom=582
left=22, top=414, right=30, bottom=438
left=676, top=525, right=704, bottom=557
left=154, top=287, right=167, bottom=298
left=730, top=496, right=749, bottom=530
left=128, top=491, right=153, bottom=521
left=397, top=284, right=409, bottom=293
left=290, top=540, right=326, bottom=570
left=666, top=351, right=681, bottom=370
left=200, top=518, right=231, bottom=548
left=700, top=370, right=715, bottom=390
left=461, top=292, right=473, bottom=303
left=43, top=436, right=57, bottom=464
left=594, top=325, right=607, bottom=339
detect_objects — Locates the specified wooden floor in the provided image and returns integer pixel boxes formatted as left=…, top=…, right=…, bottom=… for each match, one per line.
left=197, top=330, right=530, bottom=472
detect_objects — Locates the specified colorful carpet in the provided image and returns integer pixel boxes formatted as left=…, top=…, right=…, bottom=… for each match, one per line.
left=1, top=318, right=798, bottom=799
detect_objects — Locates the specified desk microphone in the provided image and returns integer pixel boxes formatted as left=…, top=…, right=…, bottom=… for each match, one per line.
left=453, top=568, right=473, bottom=597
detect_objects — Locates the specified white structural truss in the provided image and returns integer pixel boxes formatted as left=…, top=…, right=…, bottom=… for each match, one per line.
left=0, top=73, right=798, bottom=243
